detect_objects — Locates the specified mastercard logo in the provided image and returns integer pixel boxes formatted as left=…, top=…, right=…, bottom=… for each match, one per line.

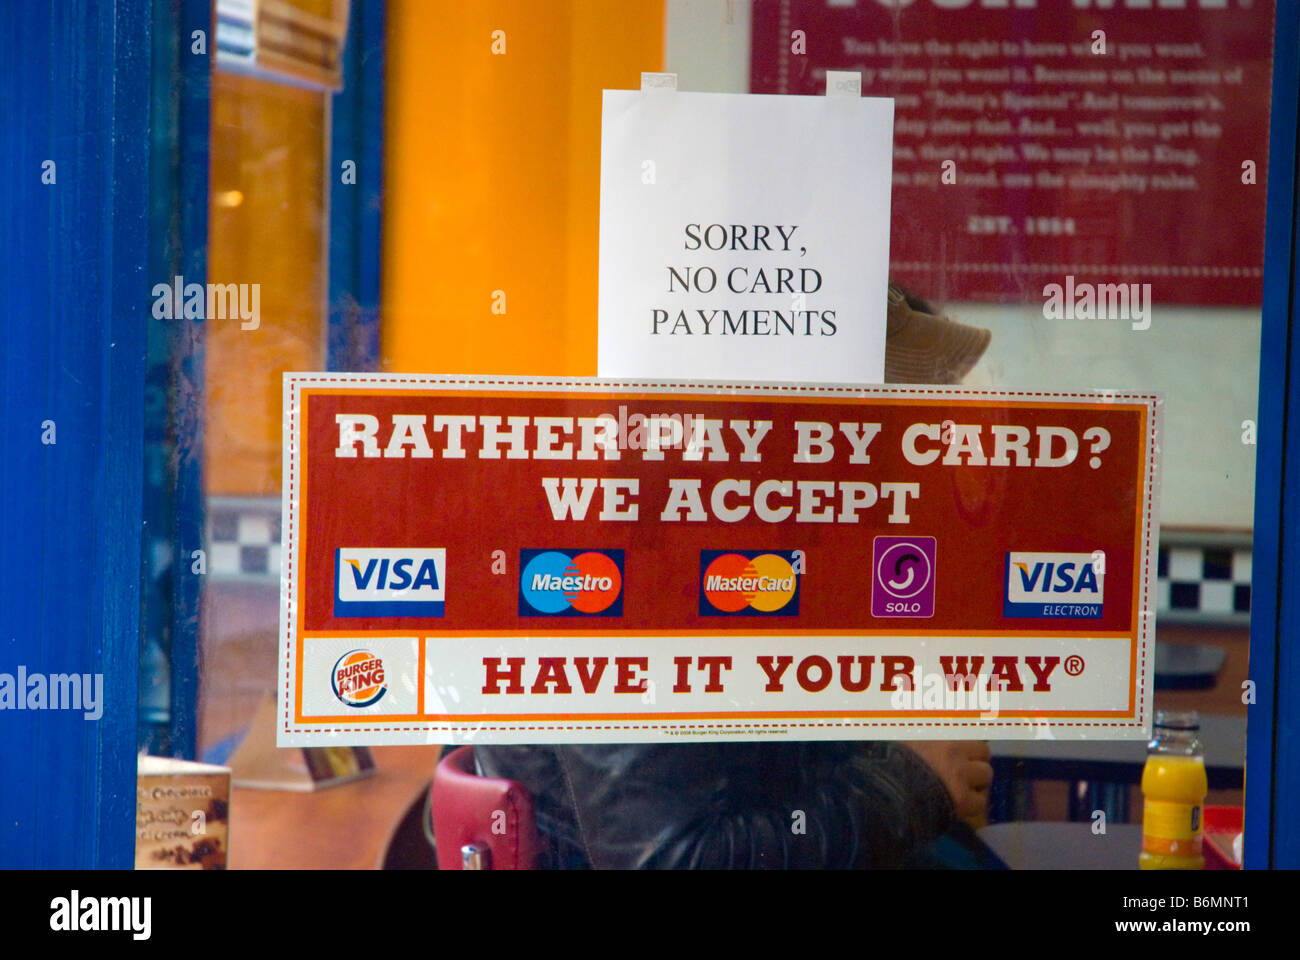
left=519, top=549, right=624, bottom=616
left=700, top=551, right=800, bottom=616
left=331, top=649, right=388, bottom=707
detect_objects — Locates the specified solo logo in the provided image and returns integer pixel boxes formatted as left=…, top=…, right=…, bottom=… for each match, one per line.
left=334, top=548, right=445, bottom=617
left=871, top=536, right=936, bottom=618
left=331, top=649, right=387, bottom=707
left=520, top=549, right=624, bottom=616
left=1004, top=552, right=1104, bottom=618
left=700, top=551, right=799, bottom=616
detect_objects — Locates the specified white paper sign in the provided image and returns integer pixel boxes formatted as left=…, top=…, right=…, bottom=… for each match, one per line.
left=597, top=89, right=894, bottom=383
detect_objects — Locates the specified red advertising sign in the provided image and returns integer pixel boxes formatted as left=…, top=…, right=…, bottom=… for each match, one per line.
left=751, top=0, right=1272, bottom=305
left=278, top=375, right=1161, bottom=744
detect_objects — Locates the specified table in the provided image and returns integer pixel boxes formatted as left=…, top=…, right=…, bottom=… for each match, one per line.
left=990, top=714, right=1245, bottom=789
left=1154, top=642, right=1227, bottom=690
left=979, top=822, right=1143, bottom=870
left=989, top=713, right=1244, bottom=823
left=229, top=745, right=440, bottom=869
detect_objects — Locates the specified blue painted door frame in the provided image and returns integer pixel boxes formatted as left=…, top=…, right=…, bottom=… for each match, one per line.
left=328, top=0, right=386, bottom=374
left=1246, top=0, right=1300, bottom=869
left=139, top=0, right=210, bottom=762
left=0, top=0, right=151, bottom=868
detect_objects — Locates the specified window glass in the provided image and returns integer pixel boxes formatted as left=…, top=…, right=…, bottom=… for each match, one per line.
left=143, top=0, right=1267, bottom=870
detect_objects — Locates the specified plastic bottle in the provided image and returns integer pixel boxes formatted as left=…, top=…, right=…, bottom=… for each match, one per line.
left=1139, top=710, right=1207, bottom=870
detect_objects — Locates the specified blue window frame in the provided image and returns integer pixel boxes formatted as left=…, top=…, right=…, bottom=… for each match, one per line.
left=1, top=0, right=152, bottom=868
left=1246, top=0, right=1300, bottom=870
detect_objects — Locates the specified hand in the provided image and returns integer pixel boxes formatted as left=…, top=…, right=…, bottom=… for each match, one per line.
left=902, top=740, right=994, bottom=828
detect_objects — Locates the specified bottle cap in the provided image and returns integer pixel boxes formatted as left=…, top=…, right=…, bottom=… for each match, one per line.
left=1154, top=709, right=1199, bottom=731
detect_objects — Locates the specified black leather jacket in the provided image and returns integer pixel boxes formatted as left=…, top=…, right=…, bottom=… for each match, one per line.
left=476, top=740, right=956, bottom=869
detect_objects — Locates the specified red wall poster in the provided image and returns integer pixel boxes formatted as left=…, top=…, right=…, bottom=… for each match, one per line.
left=751, top=0, right=1273, bottom=305
left=278, top=374, right=1162, bottom=744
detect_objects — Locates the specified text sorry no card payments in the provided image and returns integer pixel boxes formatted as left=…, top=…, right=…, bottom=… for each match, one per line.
left=278, top=375, right=1161, bottom=745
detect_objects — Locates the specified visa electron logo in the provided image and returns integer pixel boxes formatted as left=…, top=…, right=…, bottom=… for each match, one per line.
left=1004, top=552, right=1104, bottom=618
left=332, top=649, right=388, bottom=707
left=700, top=551, right=800, bottom=615
left=520, top=550, right=624, bottom=616
left=334, top=548, right=446, bottom=617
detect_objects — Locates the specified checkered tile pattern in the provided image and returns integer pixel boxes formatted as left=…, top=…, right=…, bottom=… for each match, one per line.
left=204, top=498, right=1255, bottom=622
left=1156, top=544, right=1252, bottom=620
left=207, top=498, right=281, bottom=580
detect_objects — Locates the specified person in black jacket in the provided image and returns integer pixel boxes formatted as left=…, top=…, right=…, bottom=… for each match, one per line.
left=476, top=285, right=995, bottom=869
left=476, top=738, right=993, bottom=869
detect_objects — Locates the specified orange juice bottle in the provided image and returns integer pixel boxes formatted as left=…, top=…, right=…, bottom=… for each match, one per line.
left=1139, top=710, right=1207, bottom=870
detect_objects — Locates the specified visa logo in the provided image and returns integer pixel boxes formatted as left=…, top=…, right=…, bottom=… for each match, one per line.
left=1004, top=552, right=1103, bottom=619
left=335, top=548, right=445, bottom=618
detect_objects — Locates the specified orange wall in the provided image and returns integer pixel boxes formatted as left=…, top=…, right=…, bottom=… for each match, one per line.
left=382, top=0, right=665, bottom=375
left=207, top=71, right=327, bottom=495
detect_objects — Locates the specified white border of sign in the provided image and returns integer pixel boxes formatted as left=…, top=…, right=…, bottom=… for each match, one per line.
left=279, top=373, right=1162, bottom=746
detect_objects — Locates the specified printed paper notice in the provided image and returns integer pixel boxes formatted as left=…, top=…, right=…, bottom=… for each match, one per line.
left=597, top=90, right=895, bottom=382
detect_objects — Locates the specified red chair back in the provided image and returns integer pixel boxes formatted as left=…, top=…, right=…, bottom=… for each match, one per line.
left=430, top=745, right=540, bottom=870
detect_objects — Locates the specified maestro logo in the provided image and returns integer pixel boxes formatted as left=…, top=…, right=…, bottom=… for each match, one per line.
left=331, top=649, right=388, bottom=707
left=334, top=548, right=446, bottom=618
left=700, top=551, right=800, bottom=616
left=871, top=536, right=937, bottom=618
left=519, top=549, right=624, bottom=616
left=1004, top=552, right=1104, bottom=618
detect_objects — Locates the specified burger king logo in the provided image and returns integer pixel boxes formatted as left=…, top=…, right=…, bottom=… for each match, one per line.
left=331, top=649, right=388, bottom=707
left=700, top=550, right=800, bottom=616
